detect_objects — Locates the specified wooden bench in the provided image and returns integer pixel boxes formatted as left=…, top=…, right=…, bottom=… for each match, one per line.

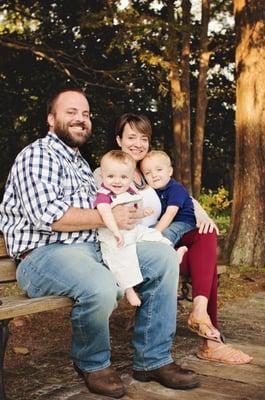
left=0, top=235, right=73, bottom=400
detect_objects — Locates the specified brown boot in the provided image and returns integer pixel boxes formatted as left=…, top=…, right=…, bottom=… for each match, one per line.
left=74, top=364, right=126, bottom=398
left=133, top=362, right=200, bottom=390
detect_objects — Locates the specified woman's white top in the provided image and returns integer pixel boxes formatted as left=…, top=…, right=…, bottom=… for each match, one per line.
left=140, top=186, right=161, bottom=227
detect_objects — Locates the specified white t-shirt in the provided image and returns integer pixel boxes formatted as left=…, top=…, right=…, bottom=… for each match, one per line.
left=140, top=186, right=161, bottom=227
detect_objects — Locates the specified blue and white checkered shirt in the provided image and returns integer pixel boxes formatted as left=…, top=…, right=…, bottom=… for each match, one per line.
left=0, top=132, right=97, bottom=258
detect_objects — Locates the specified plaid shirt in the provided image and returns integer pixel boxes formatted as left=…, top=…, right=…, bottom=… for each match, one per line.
left=0, top=132, right=97, bottom=258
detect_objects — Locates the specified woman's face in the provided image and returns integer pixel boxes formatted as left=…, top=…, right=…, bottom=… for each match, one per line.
left=116, top=122, right=149, bottom=162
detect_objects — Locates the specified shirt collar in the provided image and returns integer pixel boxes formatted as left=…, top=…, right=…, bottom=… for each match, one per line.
left=47, top=131, right=81, bottom=163
left=157, top=178, right=173, bottom=192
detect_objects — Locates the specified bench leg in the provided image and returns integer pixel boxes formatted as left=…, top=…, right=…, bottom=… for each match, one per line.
left=178, top=277, right=193, bottom=302
left=0, top=320, right=10, bottom=400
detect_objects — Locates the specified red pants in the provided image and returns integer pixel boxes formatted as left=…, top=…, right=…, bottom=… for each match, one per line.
left=177, top=229, right=218, bottom=328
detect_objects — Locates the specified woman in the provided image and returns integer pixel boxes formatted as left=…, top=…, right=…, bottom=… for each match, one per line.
left=111, top=112, right=252, bottom=365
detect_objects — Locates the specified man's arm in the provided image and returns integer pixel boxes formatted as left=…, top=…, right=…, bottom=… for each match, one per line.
left=52, top=207, right=104, bottom=231
left=155, top=206, right=179, bottom=232
left=52, top=205, right=139, bottom=232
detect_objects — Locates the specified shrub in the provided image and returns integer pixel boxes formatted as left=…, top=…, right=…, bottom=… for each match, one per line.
left=198, top=186, right=232, bottom=235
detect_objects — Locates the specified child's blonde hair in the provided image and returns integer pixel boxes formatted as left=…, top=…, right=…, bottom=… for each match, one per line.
left=140, top=150, right=172, bottom=168
left=100, top=150, right=136, bottom=169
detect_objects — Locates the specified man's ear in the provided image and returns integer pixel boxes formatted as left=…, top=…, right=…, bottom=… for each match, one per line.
left=116, top=135, right=121, bottom=147
left=47, top=113, right=54, bottom=129
left=169, top=166, right=173, bottom=176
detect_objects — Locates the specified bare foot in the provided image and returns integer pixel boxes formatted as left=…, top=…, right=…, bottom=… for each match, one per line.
left=176, top=246, right=188, bottom=264
left=125, top=288, right=141, bottom=307
left=198, top=340, right=253, bottom=364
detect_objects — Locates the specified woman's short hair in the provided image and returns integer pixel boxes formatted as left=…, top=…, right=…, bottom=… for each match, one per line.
left=115, top=113, right=152, bottom=140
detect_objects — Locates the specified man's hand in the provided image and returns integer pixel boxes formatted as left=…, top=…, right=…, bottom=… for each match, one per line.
left=112, top=205, right=140, bottom=230
left=196, top=217, right=219, bottom=235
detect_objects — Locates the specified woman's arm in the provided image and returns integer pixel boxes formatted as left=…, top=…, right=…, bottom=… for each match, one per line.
left=192, top=198, right=219, bottom=234
left=155, top=205, right=178, bottom=232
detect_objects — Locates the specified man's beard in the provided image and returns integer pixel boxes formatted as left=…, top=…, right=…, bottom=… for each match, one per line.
left=54, top=120, right=91, bottom=148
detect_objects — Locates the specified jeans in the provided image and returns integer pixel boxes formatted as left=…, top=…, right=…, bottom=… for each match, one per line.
left=162, top=221, right=195, bottom=247
left=16, top=241, right=179, bottom=372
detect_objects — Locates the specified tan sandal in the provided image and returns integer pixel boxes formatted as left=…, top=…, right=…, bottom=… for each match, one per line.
left=197, top=343, right=253, bottom=365
left=188, top=316, right=221, bottom=343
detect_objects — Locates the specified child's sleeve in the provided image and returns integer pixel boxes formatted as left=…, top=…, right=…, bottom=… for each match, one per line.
left=167, top=184, right=189, bottom=208
left=94, top=192, right=112, bottom=208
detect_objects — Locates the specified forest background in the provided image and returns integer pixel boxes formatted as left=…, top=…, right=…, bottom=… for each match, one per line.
left=0, top=0, right=264, bottom=267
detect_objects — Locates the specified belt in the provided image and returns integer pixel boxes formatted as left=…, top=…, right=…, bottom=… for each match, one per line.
left=20, top=249, right=33, bottom=259
left=16, top=249, right=33, bottom=265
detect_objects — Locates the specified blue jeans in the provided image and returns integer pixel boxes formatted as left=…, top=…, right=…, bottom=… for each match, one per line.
left=162, top=222, right=195, bottom=246
left=16, top=241, right=179, bottom=372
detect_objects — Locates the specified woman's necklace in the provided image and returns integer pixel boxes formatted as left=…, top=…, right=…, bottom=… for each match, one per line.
left=133, top=174, right=146, bottom=190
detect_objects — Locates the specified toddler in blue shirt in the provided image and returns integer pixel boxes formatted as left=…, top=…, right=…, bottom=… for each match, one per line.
left=140, top=150, right=196, bottom=246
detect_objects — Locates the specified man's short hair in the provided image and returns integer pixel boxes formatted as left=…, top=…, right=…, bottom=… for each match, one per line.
left=47, top=88, right=86, bottom=115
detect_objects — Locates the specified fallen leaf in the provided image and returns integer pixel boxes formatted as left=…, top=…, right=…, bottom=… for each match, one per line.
left=13, top=346, right=30, bottom=355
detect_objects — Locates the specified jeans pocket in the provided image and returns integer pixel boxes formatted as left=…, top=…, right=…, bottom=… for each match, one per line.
left=16, top=262, right=45, bottom=298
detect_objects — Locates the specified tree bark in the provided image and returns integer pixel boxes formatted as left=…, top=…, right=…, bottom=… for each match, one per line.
left=167, top=0, right=192, bottom=187
left=167, top=0, right=183, bottom=183
left=181, top=0, right=192, bottom=192
left=226, top=0, right=265, bottom=267
left=192, top=0, right=210, bottom=198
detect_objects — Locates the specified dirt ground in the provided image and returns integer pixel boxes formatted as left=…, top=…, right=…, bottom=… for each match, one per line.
left=4, top=266, right=265, bottom=400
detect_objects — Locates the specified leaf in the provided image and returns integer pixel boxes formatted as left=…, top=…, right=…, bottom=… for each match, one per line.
left=13, top=346, right=30, bottom=355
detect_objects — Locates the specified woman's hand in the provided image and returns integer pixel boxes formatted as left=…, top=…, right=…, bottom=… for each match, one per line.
left=112, top=205, right=140, bottom=230
left=196, top=217, right=219, bottom=235
left=143, top=207, right=154, bottom=217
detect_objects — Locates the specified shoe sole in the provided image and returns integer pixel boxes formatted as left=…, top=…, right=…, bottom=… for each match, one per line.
left=133, top=373, right=200, bottom=390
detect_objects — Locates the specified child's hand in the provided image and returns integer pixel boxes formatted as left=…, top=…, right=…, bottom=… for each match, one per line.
left=143, top=207, right=154, bottom=216
left=115, top=233, right=124, bottom=247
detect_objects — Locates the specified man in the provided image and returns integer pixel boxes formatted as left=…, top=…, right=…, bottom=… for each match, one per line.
left=0, top=88, right=200, bottom=398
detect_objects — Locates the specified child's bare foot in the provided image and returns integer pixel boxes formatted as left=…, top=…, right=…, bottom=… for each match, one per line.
left=176, top=246, right=188, bottom=264
left=125, top=288, right=141, bottom=307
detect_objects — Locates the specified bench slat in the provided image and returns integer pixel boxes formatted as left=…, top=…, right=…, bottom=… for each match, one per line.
left=0, top=236, right=8, bottom=258
left=0, top=294, right=73, bottom=320
left=0, top=259, right=16, bottom=282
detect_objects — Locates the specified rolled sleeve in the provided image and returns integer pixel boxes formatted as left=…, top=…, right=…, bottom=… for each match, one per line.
left=35, top=200, right=70, bottom=232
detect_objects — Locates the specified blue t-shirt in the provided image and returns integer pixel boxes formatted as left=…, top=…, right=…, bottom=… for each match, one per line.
left=156, top=178, right=196, bottom=227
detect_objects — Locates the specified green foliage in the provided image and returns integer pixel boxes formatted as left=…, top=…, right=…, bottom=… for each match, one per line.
left=198, top=186, right=232, bottom=234
left=0, top=0, right=236, bottom=200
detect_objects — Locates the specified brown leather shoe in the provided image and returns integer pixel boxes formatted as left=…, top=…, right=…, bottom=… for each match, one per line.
left=133, top=362, right=200, bottom=390
left=74, top=364, right=126, bottom=398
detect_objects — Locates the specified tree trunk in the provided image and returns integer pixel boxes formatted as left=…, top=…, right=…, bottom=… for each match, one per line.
left=192, top=0, right=210, bottom=198
left=226, top=0, right=265, bottom=267
left=181, top=0, right=192, bottom=192
left=167, top=0, right=183, bottom=183
left=167, top=0, right=192, bottom=187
